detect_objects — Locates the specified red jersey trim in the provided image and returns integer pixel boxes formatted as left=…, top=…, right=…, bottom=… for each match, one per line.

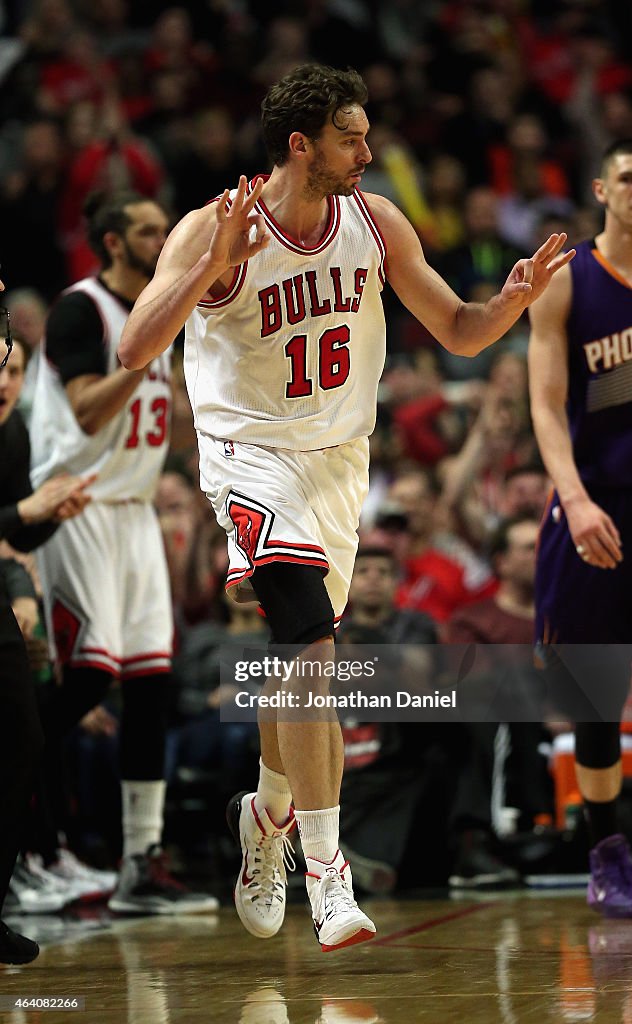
left=226, top=552, right=329, bottom=592
left=75, top=656, right=171, bottom=679
left=76, top=647, right=171, bottom=670
left=198, top=194, right=248, bottom=308
left=197, top=263, right=247, bottom=309
left=122, top=665, right=171, bottom=679
left=121, top=651, right=172, bottom=663
left=353, top=191, right=387, bottom=285
left=226, top=551, right=329, bottom=580
left=248, top=175, right=341, bottom=255
left=79, top=647, right=171, bottom=662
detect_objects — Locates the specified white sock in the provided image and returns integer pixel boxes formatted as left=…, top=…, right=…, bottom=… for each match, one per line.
left=121, top=780, right=166, bottom=858
left=294, top=806, right=339, bottom=863
left=254, top=759, right=293, bottom=826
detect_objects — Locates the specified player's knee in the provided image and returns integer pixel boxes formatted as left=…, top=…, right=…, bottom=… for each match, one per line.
left=275, top=617, right=335, bottom=648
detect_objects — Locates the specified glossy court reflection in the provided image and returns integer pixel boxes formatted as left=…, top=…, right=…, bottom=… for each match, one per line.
left=2, top=896, right=632, bottom=1022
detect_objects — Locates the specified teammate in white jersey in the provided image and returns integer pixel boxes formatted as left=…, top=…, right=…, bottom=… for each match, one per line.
left=30, top=191, right=218, bottom=916
left=119, top=64, right=573, bottom=951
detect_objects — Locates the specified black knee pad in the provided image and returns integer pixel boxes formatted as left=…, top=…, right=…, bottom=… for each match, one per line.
left=575, top=722, right=621, bottom=770
left=250, top=562, right=334, bottom=648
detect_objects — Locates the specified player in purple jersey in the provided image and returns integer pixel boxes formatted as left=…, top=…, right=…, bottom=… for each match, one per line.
left=530, top=139, right=632, bottom=918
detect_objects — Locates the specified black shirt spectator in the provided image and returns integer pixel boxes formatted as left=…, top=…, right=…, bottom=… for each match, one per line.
left=0, top=409, right=58, bottom=551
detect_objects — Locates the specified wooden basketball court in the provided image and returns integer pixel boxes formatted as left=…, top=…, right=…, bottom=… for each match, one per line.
left=1, top=890, right=631, bottom=1022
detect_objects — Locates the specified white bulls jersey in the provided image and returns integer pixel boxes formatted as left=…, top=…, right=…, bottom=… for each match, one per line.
left=30, top=277, right=172, bottom=502
left=184, top=178, right=387, bottom=451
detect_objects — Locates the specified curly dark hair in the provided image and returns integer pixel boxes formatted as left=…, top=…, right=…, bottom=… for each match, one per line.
left=261, top=63, right=368, bottom=167
left=83, top=190, right=146, bottom=267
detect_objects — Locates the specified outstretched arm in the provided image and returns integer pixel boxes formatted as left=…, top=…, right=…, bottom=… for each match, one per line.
left=366, top=193, right=575, bottom=357
left=119, top=176, right=269, bottom=369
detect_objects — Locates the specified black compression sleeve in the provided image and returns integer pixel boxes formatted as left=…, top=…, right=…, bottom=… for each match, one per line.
left=0, top=413, right=58, bottom=551
left=45, top=291, right=107, bottom=383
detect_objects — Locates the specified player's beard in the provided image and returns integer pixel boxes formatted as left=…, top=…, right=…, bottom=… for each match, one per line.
left=303, top=148, right=360, bottom=199
left=123, top=240, right=160, bottom=280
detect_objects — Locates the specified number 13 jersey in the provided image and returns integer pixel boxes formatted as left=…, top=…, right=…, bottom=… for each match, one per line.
left=30, top=277, right=172, bottom=502
left=184, top=178, right=387, bottom=451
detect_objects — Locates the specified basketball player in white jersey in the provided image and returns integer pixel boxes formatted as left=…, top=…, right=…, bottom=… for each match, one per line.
left=30, top=191, right=218, bottom=915
left=118, top=64, right=573, bottom=950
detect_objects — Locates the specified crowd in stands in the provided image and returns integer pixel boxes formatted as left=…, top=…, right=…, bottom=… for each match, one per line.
left=1, top=0, right=630, bottom=895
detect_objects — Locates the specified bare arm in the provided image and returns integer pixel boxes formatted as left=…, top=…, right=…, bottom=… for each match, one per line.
left=441, top=391, right=499, bottom=509
left=119, top=176, right=269, bottom=369
left=17, top=475, right=94, bottom=525
left=365, top=193, right=575, bottom=356
left=65, top=369, right=146, bottom=435
left=528, top=264, right=622, bottom=569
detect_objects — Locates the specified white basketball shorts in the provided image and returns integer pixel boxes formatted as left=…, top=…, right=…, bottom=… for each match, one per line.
left=36, top=501, right=173, bottom=677
left=198, top=434, right=370, bottom=622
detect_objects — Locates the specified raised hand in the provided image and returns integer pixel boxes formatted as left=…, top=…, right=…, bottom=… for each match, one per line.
left=209, top=175, right=270, bottom=269
left=501, top=233, right=576, bottom=307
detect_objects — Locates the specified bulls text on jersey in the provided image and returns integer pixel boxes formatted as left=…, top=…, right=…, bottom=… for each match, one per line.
left=258, top=268, right=368, bottom=337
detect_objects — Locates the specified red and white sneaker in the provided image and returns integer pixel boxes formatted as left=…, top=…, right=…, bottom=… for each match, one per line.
left=108, top=845, right=219, bottom=915
left=226, top=791, right=296, bottom=939
left=47, top=848, right=117, bottom=901
left=305, top=850, right=376, bottom=952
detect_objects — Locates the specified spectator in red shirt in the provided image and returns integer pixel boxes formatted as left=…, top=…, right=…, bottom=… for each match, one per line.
left=38, top=29, right=115, bottom=115
left=489, top=113, right=570, bottom=200
left=384, top=468, right=497, bottom=626
left=59, top=100, right=164, bottom=281
left=448, top=515, right=537, bottom=646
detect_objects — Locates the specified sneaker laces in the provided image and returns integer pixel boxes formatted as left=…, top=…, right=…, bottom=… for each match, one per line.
left=313, top=868, right=358, bottom=925
left=249, top=833, right=296, bottom=904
